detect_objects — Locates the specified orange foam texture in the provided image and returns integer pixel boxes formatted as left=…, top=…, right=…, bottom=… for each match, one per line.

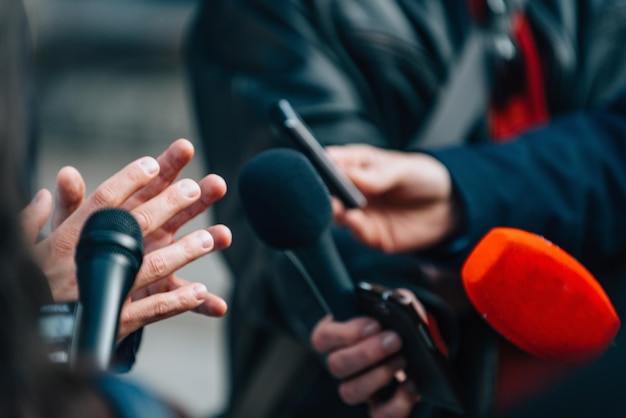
left=462, top=227, right=620, bottom=363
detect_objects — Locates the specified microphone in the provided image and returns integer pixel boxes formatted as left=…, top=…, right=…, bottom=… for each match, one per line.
left=73, top=208, right=143, bottom=371
left=238, top=148, right=357, bottom=321
left=239, top=148, right=466, bottom=412
left=461, top=227, right=620, bottom=363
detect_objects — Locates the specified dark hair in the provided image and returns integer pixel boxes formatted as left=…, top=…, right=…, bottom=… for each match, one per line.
left=0, top=2, right=116, bottom=417
left=0, top=0, right=40, bottom=407
left=0, top=4, right=190, bottom=417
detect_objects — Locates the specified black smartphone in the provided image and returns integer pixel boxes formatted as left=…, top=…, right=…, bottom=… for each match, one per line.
left=269, top=99, right=367, bottom=209
left=356, top=282, right=465, bottom=414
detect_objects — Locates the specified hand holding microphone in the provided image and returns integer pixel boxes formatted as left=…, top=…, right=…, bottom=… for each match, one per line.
left=238, top=148, right=464, bottom=413
left=73, top=208, right=143, bottom=371
left=462, top=227, right=620, bottom=363
left=238, top=148, right=357, bottom=321
left=22, top=139, right=230, bottom=344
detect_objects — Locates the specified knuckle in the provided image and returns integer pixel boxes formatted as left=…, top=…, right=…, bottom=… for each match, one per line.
left=167, top=187, right=184, bottom=207
left=133, top=209, right=153, bottom=232
left=176, top=291, right=194, bottom=309
left=144, top=254, right=168, bottom=278
left=90, top=186, right=117, bottom=208
left=180, top=235, right=199, bottom=259
left=52, top=232, right=77, bottom=256
left=153, top=297, right=172, bottom=318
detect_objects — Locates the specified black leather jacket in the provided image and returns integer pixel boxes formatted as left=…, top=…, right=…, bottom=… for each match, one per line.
left=187, top=1, right=626, bottom=417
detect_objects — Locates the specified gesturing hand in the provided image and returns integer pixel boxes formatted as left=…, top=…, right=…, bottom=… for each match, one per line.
left=20, top=139, right=231, bottom=341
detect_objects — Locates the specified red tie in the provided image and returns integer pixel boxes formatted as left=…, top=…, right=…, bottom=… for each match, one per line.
left=488, top=11, right=550, bottom=141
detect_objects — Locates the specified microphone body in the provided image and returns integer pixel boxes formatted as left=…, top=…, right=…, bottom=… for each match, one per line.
left=462, top=227, right=620, bottom=363
left=73, top=208, right=143, bottom=371
left=239, top=148, right=465, bottom=412
left=285, top=232, right=357, bottom=321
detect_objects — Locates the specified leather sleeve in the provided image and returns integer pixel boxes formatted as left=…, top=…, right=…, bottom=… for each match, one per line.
left=185, top=0, right=464, bottom=372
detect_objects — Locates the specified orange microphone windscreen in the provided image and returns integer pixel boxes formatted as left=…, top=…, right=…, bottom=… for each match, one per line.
left=461, top=227, right=620, bottom=363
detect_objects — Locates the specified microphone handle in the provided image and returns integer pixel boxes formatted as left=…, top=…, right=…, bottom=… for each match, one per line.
left=74, top=253, right=135, bottom=371
left=286, top=231, right=357, bottom=322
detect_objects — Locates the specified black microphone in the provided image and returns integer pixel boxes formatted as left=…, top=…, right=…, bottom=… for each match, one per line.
left=73, top=208, right=143, bottom=371
left=239, top=149, right=466, bottom=412
left=238, top=148, right=357, bottom=321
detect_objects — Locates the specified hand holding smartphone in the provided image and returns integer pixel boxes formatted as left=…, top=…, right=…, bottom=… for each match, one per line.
left=268, top=99, right=465, bottom=413
left=356, top=282, right=465, bottom=413
left=269, top=99, right=367, bottom=209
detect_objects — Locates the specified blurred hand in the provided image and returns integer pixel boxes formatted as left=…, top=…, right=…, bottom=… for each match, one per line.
left=311, top=315, right=420, bottom=418
left=326, top=144, right=461, bottom=253
left=20, top=139, right=231, bottom=341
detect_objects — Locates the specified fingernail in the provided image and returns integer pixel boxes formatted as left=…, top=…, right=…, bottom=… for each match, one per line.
left=178, top=179, right=200, bottom=198
left=197, top=230, right=214, bottom=249
left=381, top=331, right=402, bottom=352
left=139, top=157, right=159, bottom=175
left=31, top=189, right=45, bottom=204
left=362, top=320, right=381, bottom=338
left=197, top=298, right=227, bottom=316
left=193, top=284, right=209, bottom=300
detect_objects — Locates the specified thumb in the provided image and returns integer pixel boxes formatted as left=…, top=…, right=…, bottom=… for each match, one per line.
left=52, top=166, right=85, bottom=230
left=20, top=189, right=53, bottom=244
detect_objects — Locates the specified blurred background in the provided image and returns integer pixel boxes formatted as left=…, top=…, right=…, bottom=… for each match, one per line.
left=23, top=0, right=232, bottom=416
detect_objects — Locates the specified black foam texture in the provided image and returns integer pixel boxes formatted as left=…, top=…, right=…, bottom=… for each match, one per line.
left=238, top=148, right=332, bottom=249
left=76, top=208, right=143, bottom=270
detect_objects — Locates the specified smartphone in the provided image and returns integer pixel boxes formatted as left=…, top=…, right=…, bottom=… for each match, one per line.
left=356, top=282, right=465, bottom=414
left=269, top=99, right=367, bottom=209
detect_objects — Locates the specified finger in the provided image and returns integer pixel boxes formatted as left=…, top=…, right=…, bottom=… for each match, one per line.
left=20, top=189, right=53, bottom=244
left=133, top=228, right=216, bottom=290
left=118, top=282, right=226, bottom=341
left=156, top=174, right=227, bottom=236
left=122, top=139, right=194, bottom=209
left=66, top=157, right=160, bottom=234
left=52, top=166, right=85, bottom=230
left=327, top=330, right=402, bottom=379
left=311, top=316, right=381, bottom=353
left=338, top=210, right=385, bottom=250
left=207, top=224, right=232, bottom=251
left=132, top=178, right=201, bottom=237
left=326, top=144, right=373, bottom=168
left=331, top=196, right=347, bottom=219
left=193, top=289, right=228, bottom=317
left=370, top=381, right=420, bottom=418
left=339, top=355, right=407, bottom=405
left=330, top=146, right=406, bottom=197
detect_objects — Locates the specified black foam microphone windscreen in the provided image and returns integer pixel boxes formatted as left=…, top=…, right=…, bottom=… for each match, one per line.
left=73, top=208, right=143, bottom=371
left=239, top=148, right=357, bottom=320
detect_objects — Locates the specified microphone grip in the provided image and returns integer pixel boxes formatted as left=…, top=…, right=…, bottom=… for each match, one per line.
left=287, top=232, right=357, bottom=321
left=74, top=254, right=134, bottom=371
